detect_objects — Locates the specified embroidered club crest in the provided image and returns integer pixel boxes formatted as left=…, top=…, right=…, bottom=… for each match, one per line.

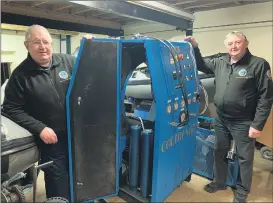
left=59, top=71, right=68, bottom=79
left=238, top=69, right=247, bottom=77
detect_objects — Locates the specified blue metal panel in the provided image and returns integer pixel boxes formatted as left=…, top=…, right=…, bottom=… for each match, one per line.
left=144, top=39, right=200, bottom=202
left=66, top=39, right=85, bottom=203
left=67, top=37, right=200, bottom=202
left=66, top=38, right=122, bottom=202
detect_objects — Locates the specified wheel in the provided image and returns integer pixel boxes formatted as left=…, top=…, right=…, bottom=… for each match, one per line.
left=10, top=185, right=27, bottom=203
left=260, top=146, right=273, bottom=161
left=43, top=197, right=69, bottom=203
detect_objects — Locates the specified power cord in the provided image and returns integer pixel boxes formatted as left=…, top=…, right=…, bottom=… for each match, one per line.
left=133, top=34, right=190, bottom=126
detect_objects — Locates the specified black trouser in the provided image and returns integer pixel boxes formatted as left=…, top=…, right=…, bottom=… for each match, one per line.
left=39, top=135, right=70, bottom=201
left=213, top=113, right=255, bottom=196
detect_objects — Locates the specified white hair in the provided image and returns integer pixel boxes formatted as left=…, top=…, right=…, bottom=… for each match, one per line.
left=224, top=31, right=249, bottom=46
left=25, top=24, right=52, bottom=41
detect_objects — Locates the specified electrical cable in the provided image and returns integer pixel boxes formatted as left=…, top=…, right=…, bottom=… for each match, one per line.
left=137, top=117, right=145, bottom=130
left=163, top=40, right=190, bottom=126
left=133, top=34, right=190, bottom=126
left=166, top=39, right=209, bottom=116
left=187, top=41, right=200, bottom=93
left=155, top=37, right=189, bottom=126
left=187, top=41, right=209, bottom=115
left=150, top=37, right=189, bottom=126
left=199, top=82, right=209, bottom=115
left=132, top=35, right=177, bottom=122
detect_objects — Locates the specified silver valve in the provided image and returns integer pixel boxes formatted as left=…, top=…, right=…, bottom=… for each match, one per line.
left=226, top=140, right=236, bottom=161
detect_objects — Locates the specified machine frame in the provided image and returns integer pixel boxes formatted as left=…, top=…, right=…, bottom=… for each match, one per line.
left=66, top=37, right=201, bottom=203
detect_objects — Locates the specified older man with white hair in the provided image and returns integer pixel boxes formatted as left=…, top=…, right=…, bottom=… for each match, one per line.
left=185, top=32, right=273, bottom=202
left=3, top=24, right=94, bottom=201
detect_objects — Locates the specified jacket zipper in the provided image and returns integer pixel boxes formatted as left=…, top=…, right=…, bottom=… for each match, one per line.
left=48, top=73, right=63, bottom=108
left=222, top=64, right=234, bottom=110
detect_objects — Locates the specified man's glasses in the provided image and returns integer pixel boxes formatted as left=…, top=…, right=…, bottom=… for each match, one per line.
left=27, top=39, right=52, bottom=46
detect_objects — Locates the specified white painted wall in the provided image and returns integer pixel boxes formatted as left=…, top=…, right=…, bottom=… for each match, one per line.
left=193, top=1, right=272, bottom=66
left=1, top=29, right=108, bottom=74
left=70, top=32, right=108, bottom=55
left=123, top=22, right=186, bottom=41
left=1, top=29, right=61, bottom=73
left=123, top=2, right=272, bottom=67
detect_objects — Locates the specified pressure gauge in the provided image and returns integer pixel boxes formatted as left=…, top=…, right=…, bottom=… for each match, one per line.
left=166, top=105, right=172, bottom=114
left=179, top=111, right=186, bottom=123
left=186, top=129, right=189, bottom=135
left=181, top=100, right=185, bottom=108
left=193, top=96, right=197, bottom=103
left=174, top=102, right=179, bottom=110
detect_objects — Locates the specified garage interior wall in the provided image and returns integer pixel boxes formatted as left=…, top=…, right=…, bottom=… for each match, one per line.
left=1, top=1, right=272, bottom=74
left=123, top=1, right=272, bottom=67
left=1, top=30, right=106, bottom=74
left=70, top=32, right=107, bottom=55
left=123, top=22, right=185, bottom=41
left=1, top=30, right=61, bottom=73
left=193, top=1, right=272, bottom=68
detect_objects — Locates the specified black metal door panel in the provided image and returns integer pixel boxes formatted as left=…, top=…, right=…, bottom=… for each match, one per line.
left=66, top=39, right=118, bottom=202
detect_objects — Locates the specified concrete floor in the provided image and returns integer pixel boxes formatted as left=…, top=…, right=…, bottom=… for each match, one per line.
left=25, top=149, right=272, bottom=202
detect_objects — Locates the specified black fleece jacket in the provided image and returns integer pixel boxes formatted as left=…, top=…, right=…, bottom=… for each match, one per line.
left=194, top=47, right=273, bottom=131
left=3, top=53, right=76, bottom=135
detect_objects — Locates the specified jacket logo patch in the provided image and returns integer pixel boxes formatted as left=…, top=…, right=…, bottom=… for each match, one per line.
left=238, top=69, right=247, bottom=77
left=59, top=71, right=68, bottom=79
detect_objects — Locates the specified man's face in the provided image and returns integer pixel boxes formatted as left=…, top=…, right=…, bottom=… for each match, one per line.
left=24, top=28, right=53, bottom=67
left=225, top=34, right=248, bottom=59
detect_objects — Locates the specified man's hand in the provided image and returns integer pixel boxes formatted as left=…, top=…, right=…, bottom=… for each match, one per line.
left=40, top=127, right=58, bottom=144
left=184, top=36, right=198, bottom=48
left=80, top=34, right=96, bottom=41
left=249, top=127, right=262, bottom=138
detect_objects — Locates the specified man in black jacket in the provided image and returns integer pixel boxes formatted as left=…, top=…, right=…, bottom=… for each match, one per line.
left=185, top=31, right=273, bottom=202
left=3, top=24, right=94, bottom=200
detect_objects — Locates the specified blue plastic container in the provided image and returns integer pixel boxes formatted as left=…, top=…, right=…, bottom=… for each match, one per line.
left=193, top=126, right=239, bottom=187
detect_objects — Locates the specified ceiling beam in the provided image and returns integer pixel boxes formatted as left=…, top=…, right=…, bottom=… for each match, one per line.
left=1, top=2, right=122, bottom=30
left=171, top=1, right=197, bottom=6
left=54, top=5, right=73, bottom=11
left=71, top=8, right=93, bottom=15
left=179, top=0, right=239, bottom=8
left=32, top=1, right=49, bottom=7
left=131, top=1, right=194, bottom=20
left=1, top=12, right=123, bottom=36
left=68, top=1, right=194, bottom=30
left=184, top=2, right=225, bottom=9
left=233, top=1, right=242, bottom=5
